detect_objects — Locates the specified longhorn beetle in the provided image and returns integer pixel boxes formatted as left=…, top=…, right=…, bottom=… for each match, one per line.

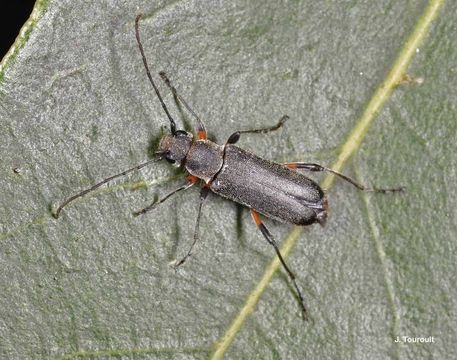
left=53, top=14, right=404, bottom=320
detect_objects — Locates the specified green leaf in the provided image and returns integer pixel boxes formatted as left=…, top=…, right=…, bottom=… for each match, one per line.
left=1, top=1, right=454, bottom=359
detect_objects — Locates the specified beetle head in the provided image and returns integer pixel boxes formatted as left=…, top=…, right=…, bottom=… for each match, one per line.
left=157, top=130, right=193, bottom=164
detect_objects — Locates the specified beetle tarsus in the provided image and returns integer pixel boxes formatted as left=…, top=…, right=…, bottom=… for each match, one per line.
left=133, top=181, right=196, bottom=217
left=251, top=209, right=308, bottom=321
left=286, top=162, right=405, bottom=193
left=226, top=115, right=289, bottom=145
left=173, top=187, right=209, bottom=268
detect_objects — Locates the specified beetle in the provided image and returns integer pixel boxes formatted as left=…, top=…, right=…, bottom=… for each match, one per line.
left=53, top=14, right=403, bottom=319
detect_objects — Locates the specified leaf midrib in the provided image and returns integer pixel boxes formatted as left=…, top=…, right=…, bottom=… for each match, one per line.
left=210, top=1, right=446, bottom=359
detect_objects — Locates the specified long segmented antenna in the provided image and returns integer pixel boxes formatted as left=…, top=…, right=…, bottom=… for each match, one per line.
left=53, top=157, right=161, bottom=218
left=135, top=14, right=177, bottom=134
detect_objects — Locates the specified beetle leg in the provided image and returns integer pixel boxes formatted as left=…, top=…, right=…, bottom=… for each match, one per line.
left=159, top=71, right=207, bottom=140
left=250, top=209, right=308, bottom=320
left=285, top=162, right=405, bottom=193
left=226, top=115, right=289, bottom=145
left=174, top=186, right=210, bottom=268
left=133, top=175, right=199, bottom=216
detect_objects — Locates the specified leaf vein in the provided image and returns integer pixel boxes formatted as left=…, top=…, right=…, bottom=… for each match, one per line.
left=210, top=1, right=445, bottom=358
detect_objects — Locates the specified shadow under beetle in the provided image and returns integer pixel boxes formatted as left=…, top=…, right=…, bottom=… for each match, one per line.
left=54, top=14, right=404, bottom=320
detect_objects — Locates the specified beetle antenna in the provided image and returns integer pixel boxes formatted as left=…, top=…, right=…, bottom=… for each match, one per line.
left=53, top=157, right=161, bottom=219
left=135, top=14, right=177, bottom=135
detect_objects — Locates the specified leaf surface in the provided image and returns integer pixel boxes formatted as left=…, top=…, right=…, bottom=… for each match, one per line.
left=0, top=1, right=455, bottom=359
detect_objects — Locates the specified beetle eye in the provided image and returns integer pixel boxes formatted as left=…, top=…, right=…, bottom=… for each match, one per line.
left=175, top=130, right=188, bottom=137
left=163, top=151, right=175, bottom=164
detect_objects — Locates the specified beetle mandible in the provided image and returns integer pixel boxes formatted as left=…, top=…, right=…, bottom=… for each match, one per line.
left=54, top=14, right=403, bottom=319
